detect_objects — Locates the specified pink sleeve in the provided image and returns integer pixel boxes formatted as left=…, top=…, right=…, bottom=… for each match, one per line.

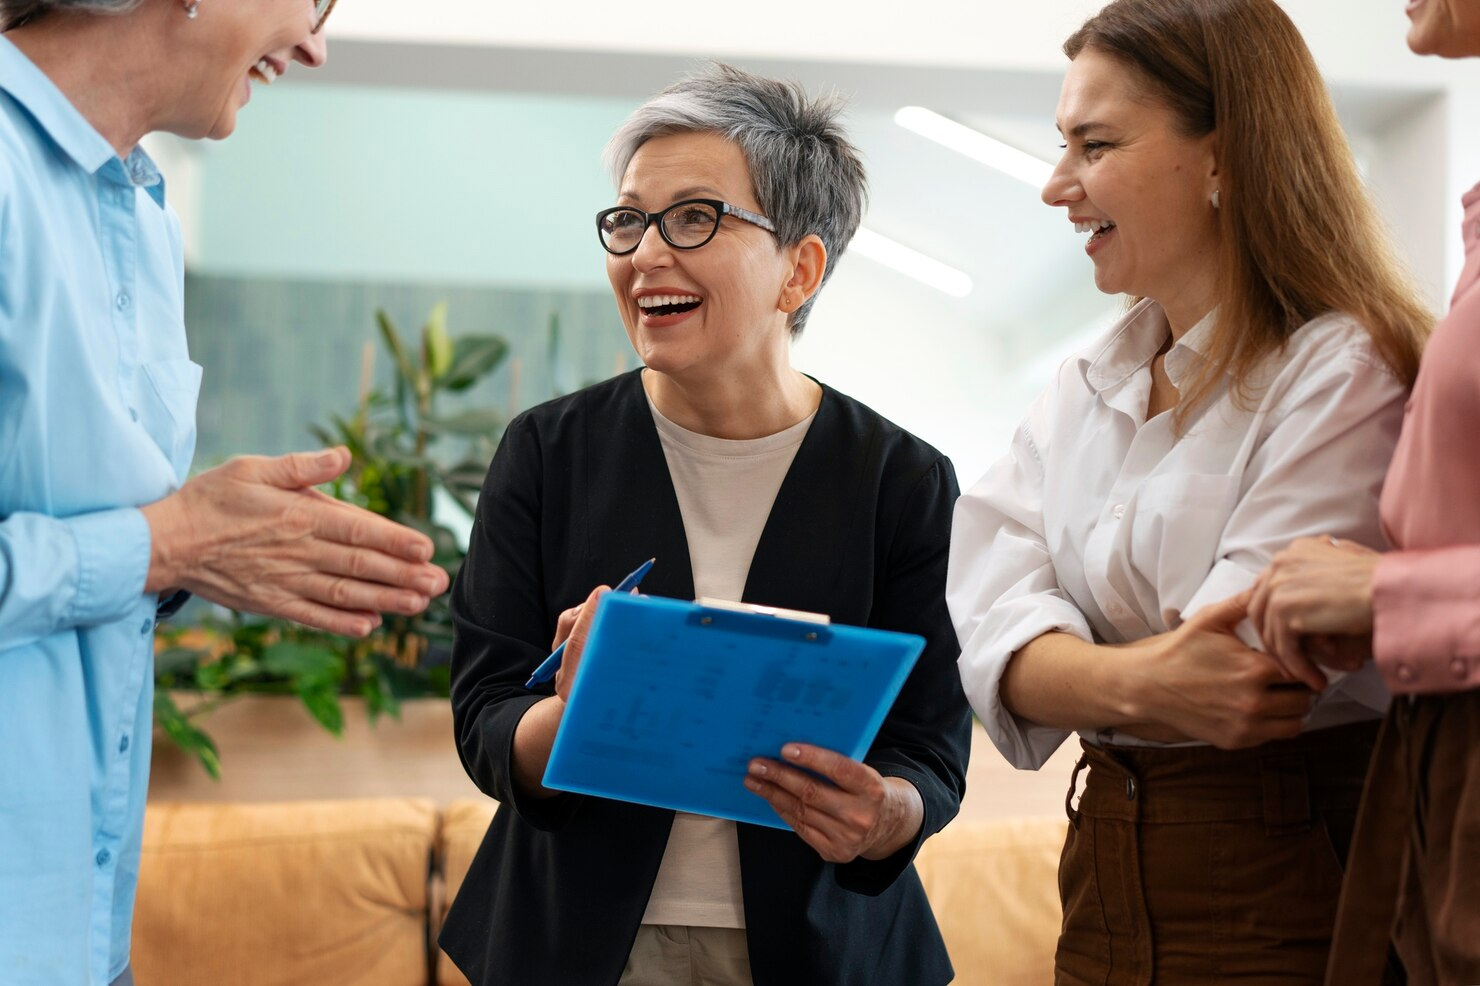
left=1372, top=546, right=1480, bottom=694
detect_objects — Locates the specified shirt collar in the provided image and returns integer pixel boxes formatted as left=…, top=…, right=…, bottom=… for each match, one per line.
left=0, top=36, right=167, bottom=208
left=1079, top=299, right=1217, bottom=393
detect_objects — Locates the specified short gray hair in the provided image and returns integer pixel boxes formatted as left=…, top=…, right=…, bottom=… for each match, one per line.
left=604, top=63, right=867, bottom=336
left=1, top=0, right=141, bottom=30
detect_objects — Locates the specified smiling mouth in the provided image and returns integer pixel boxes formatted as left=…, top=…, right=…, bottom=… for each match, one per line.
left=248, top=59, right=280, bottom=85
left=1076, top=219, right=1117, bottom=242
left=638, top=294, right=702, bottom=318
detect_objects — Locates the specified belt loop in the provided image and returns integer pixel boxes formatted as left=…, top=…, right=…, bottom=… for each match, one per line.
left=1066, top=754, right=1089, bottom=828
left=1260, top=752, right=1312, bottom=835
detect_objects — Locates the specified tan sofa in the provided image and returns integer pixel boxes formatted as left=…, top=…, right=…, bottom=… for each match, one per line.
left=133, top=798, right=1066, bottom=986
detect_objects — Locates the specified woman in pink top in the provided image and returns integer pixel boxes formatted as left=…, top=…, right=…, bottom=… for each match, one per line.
left=1248, top=2, right=1480, bottom=982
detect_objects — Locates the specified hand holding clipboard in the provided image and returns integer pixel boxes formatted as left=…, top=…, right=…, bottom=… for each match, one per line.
left=541, top=592, right=927, bottom=854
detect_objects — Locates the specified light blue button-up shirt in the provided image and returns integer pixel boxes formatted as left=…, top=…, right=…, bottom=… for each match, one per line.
left=0, top=36, right=199, bottom=985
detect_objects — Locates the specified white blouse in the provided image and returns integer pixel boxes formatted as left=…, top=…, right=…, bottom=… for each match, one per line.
left=947, top=300, right=1408, bottom=770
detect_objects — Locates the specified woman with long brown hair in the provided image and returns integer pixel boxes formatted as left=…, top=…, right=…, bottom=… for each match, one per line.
left=947, top=0, right=1428, bottom=981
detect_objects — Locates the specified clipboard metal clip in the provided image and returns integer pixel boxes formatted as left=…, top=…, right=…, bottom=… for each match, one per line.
left=691, top=598, right=833, bottom=643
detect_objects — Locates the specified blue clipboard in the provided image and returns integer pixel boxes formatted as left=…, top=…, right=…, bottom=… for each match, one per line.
left=542, top=592, right=925, bottom=829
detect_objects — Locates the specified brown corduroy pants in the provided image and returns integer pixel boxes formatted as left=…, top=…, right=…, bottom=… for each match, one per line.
left=1326, top=691, right=1480, bottom=986
left=1054, top=721, right=1383, bottom=986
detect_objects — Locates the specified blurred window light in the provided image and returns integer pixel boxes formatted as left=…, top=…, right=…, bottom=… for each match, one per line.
left=849, top=228, right=973, bottom=298
left=895, top=106, right=1054, bottom=188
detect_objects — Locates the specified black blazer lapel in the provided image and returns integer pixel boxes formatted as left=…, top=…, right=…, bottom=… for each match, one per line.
left=743, top=383, right=875, bottom=623
left=579, top=370, right=696, bottom=604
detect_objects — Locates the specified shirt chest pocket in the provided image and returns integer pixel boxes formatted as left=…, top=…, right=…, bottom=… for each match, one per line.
left=139, top=359, right=202, bottom=479
left=1124, top=472, right=1240, bottom=602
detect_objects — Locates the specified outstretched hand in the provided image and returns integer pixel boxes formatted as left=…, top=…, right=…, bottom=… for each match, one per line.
left=141, top=447, right=449, bottom=638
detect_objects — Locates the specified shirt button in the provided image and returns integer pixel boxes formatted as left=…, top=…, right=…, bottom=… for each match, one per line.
left=118, top=734, right=130, bottom=755
left=96, top=848, right=111, bottom=868
left=129, top=407, right=139, bottom=423
left=1396, top=662, right=1416, bottom=685
left=1108, top=602, right=1125, bottom=617
left=1452, top=657, right=1470, bottom=680
left=115, top=292, right=130, bottom=311
left=140, top=618, right=153, bottom=636
left=1124, top=776, right=1137, bottom=800
left=1112, top=503, right=1126, bottom=519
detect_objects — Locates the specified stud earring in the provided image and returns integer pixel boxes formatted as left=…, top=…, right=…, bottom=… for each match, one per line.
left=1211, top=189, right=1221, bottom=210
left=184, top=0, right=200, bottom=18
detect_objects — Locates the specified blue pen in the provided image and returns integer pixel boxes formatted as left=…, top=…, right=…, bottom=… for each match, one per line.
left=524, top=558, right=656, bottom=689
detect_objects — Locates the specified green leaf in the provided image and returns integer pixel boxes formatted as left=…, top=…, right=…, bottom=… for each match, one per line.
left=195, top=660, right=231, bottom=692
left=297, top=681, right=345, bottom=736
left=329, top=413, right=372, bottom=463
left=155, top=646, right=207, bottom=679
left=422, top=302, right=454, bottom=379
left=376, top=310, right=418, bottom=388
left=261, top=641, right=342, bottom=682
left=547, top=312, right=564, bottom=398
left=153, top=691, right=222, bottom=780
left=422, top=408, right=505, bottom=436
left=443, top=335, right=508, bottom=392
left=362, top=654, right=405, bottom=722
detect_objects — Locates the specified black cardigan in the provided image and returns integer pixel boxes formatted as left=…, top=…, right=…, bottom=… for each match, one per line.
left=440, top=370, right=971, bottom=986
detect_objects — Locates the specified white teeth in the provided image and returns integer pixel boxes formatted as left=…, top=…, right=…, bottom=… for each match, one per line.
left=251, top=59, right=278, bottom=84
left=637, top=294, right=701, bottom=309
left=1074, top=219, right=1116, bottom=234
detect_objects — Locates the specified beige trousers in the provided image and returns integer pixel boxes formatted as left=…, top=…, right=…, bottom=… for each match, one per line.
left=619, top=925, right=754, bottom=986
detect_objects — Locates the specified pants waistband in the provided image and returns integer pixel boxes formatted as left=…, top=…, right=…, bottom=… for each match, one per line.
left=1067, top=720, right=1380, bottom=830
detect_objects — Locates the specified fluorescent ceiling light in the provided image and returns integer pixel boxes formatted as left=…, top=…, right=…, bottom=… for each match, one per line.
left=894, top=106, right=1054, bottom=189
left=849, top=228, right=973, bottom=298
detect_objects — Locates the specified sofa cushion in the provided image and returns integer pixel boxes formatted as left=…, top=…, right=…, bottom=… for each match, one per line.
left=914, top=816, right=1067, bottom=986
left=435, top=801, right=1064, bottom=986
left=134, top=799, right=438, bottom=986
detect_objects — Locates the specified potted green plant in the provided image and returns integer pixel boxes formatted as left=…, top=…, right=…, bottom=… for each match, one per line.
left=153, top=304, right=508, bottom=778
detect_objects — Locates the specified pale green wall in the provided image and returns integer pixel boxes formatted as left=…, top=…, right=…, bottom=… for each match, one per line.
left=194, top=83, right=635, bottom=288
left=184, top=84, right=646, bottom=466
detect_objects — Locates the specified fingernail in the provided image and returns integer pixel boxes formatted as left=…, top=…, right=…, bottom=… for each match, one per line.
left=744, top=777, right=761, bottom=792
left=784, top=745, right=801, bottom=760
left=750, top=762, right=767, bottom=777
left=318, top=449, right=342, bottom=468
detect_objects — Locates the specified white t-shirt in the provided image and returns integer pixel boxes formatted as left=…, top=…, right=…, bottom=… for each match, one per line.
left=640, top=395, right=816, bottom=929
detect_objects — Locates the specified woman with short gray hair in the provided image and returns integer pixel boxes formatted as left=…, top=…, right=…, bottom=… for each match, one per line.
left=443, top=63, right=971, bottom=986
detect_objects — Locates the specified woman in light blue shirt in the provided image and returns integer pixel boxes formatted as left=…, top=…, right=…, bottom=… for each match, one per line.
left=0, top=3, right=449, bottom=984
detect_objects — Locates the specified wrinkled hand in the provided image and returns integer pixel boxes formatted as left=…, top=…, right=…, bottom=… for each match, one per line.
left=549, top=585, right=610, bottom=702
left=745, top=743, right=923, bottom=863
left=1120, top=593, right=1317, bottom=749
left=1247, top=536, right=1380, bottom=679
left=140, top=447, right=449, bottom=637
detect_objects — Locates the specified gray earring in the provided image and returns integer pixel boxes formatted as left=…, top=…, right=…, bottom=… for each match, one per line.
left=1211, top=189, right=1221, bottom=210
left=184, top=0, right=200, bottom=18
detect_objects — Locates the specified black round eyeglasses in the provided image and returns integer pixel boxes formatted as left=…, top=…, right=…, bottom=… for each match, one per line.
left=596, top=198, right=777, bottom=255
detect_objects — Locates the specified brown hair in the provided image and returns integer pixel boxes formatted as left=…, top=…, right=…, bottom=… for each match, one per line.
left=1066, top=0, right=1430, bottom=422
